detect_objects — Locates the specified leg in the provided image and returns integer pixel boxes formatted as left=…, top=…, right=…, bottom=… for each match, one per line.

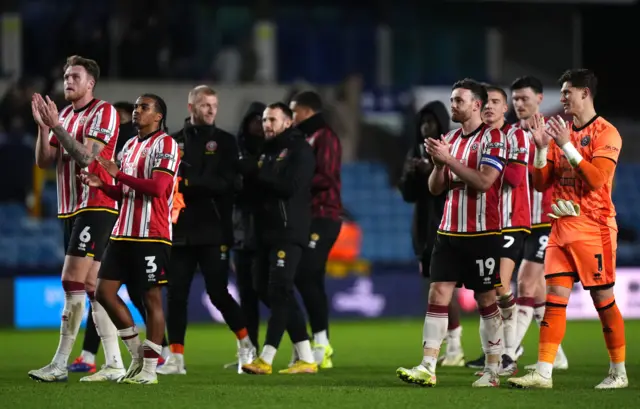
left=200, top=245, right=255, bottom=373
left=124, top=243, right=172, bottom=384
left=396, top=234, right=461, bottom=387
left=68, top=302, right=100, bottom=373
left=85, top=260, right=124, bottom=372
left=165, top=246, right=197, bottom=355
left=235, top=249, right=260, bottom=347
left=127, top=281, right=169, bottom=352
left=295, top=219, right=341, bottom=341
left=508, top=244, right=575, bottom=389
left=200, top=245, right=251, bottom=341
left=591, top=287, right=628, bottom=388
left=28, top=214, right=98, bottom=382
left=496, top=233, right=525, bottom=362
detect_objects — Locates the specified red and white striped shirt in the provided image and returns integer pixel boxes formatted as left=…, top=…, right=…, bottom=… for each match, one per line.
left=513, top=120, right=552, bottom=227
left=111, top=131, right=180, bottom=245
left=501, top=123, right=532, bottom=232
left=439, top=125, right=507, bottom=235
left=49, top=99, right=120, bottom=218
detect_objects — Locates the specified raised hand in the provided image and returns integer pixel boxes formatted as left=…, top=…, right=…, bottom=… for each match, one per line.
left=33, top=94, right=60, bottom=128
left=528, top=113, right=551, bottom=149
left=546, top=115, right=570, bottom=146
left=425, top=137, right=451, bottom=167
left=31, top=94, right=46, bottom=128
left=77, top=170, right=103, bottom=188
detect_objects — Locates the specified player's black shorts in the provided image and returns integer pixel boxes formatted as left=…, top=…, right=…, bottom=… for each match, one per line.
left=63, top=211, right=118, bottom=261
left=98, top=240, right=171, bottom=290
left=522, top=226, right=551, bottom=263
left=500, top=231, right=528, bottom=262
left=430, top=233, right=502, bottom=292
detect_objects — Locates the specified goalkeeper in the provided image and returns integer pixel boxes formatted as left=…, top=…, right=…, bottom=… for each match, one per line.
left=508, top=68, right=627, bottom=390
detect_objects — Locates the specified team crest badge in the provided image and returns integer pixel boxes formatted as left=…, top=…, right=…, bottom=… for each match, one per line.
left=471, top=143, right=479, bottom=151
left=206, top=141, right=217, bottom=154
left=277, top=149, right=288, bottom=161
left=580, top=135, right=591, bottom=147
left=276, top=250, right=286, bottom=267
left=141, top=148, right=149, bottom=157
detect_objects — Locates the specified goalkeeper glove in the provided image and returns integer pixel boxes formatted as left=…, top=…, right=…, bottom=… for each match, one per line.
left=548, top=199, right=580, bottom=219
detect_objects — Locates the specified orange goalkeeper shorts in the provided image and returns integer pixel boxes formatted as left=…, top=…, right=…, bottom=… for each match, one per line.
left=544, top=217, right=617, bottom=289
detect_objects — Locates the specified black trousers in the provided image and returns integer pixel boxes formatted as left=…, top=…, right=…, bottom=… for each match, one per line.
left=234, top=248, right=260, bottom=347
left=167, top=244, right=246, bottom=346
left=254, top=243, right=309, bottom=348
left=82, top=283, right=167, bottom=354
left=295, top=218, right=342, bottom=337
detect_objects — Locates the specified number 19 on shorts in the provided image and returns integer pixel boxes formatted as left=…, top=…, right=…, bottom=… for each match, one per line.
left=476, top=257, right=497, bottom=286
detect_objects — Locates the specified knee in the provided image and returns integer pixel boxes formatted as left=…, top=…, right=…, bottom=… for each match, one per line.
left=474, top=290, right=496, bottom=308
left=268, top=281, right=293, bottom=305
left=590, top=287, right=615, bottom=305
left=428, top=282, right=454, bottom=305
left=95, top=283, right=109, bottom=306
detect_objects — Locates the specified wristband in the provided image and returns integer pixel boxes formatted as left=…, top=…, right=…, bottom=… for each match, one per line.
left=560, top=142, right=583, bottom=167
left=534, top=147, right=548, bottom=169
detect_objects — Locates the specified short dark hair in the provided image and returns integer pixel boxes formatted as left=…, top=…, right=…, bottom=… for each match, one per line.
left=140, top=93, right=169, bottom=132
left=452, top=78, right=488, bottom=109
left=113, top=101, right=134, bottom=114
left=63, top=55, right=100, bottom=83
left=558, top=69, right=598, bottom=98
left=267, top=102, right=293, bottom=119
left=291, top=91, right=323, bottom=112
left=483, top=84, right=508, bottom=103
left=510, top=76, right=543, bottom=94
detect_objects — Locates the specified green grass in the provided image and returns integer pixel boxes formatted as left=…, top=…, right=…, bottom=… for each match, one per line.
left=1, top=318, right=638, bottom=409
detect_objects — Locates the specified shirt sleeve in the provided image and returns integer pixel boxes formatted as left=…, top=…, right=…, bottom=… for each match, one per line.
left=152, top=136, right=181, bottom=176
left=508, top=128, right=529, bottom=165
left=592, top=126, right=622, bottom=164
left=480, top=128, right=507, bottom=172
left=86, top=103, right=120, bottom=145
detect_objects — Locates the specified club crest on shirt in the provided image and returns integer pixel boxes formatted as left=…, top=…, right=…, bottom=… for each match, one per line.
left=580, top=135, right=591, bottom=147
left=276, top=148, right=288, bottom=161
left=141, top=148, right=149, bottom=157
left=206, top=140, right=217, bottom=154
left=471, top=143, right=479, bottom=151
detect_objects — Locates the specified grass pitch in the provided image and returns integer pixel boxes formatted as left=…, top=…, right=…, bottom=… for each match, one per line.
left=1, top=318, right=638, bottom=409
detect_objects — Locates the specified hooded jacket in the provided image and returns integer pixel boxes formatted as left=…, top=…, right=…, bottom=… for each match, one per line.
left=233, top=102, right=266, bottom=250
left=171, top=118, right=238, bottom=246
left=398, top=101, right=450, bottom=258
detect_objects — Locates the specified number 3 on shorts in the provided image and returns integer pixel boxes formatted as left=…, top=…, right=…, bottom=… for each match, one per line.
left=145, top=256, right=157, bottom=273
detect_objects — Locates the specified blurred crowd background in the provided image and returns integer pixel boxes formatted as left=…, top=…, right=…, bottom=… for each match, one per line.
left=1, top=0, right=639, bottom=290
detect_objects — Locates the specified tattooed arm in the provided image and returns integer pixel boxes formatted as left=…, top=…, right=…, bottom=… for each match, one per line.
left=50, top=125, right=105, bottom=168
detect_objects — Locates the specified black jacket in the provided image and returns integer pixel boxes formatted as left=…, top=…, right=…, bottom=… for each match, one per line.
left=171, top=119, right=238, bottom=246
left=233, top=102, right=266, bottom=250
left=397, top=101, right=450, bottom=258
left=250, top=127, right=315, bottom=247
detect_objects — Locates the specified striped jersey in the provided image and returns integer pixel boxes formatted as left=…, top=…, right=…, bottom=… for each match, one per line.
left=49, top=99, right=120, bottom=218
left=111, top=130, right=180, bottom=245
left=439, top=125, right=507, bottom=235
left=513, top=120, right=552, bottom=227
left=501, top=123, right=532, bottom=232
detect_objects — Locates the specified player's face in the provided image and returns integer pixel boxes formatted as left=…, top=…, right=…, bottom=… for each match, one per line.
left=132, top=97, right=162, bottom=130
left=512, top=87, right=542, bottom=120
left=63, top=65, right=94, bottom=102
left=189, top=94, right=218, bottom=126
left=450, top=88, right=478, bottom=123
left=289, top=101, right=312, bottom=126
left=560, top=82, right=587, bottom=115
left=262, top=108, right=292, bottom=140
left=482, top=91, right=508, bottom=125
